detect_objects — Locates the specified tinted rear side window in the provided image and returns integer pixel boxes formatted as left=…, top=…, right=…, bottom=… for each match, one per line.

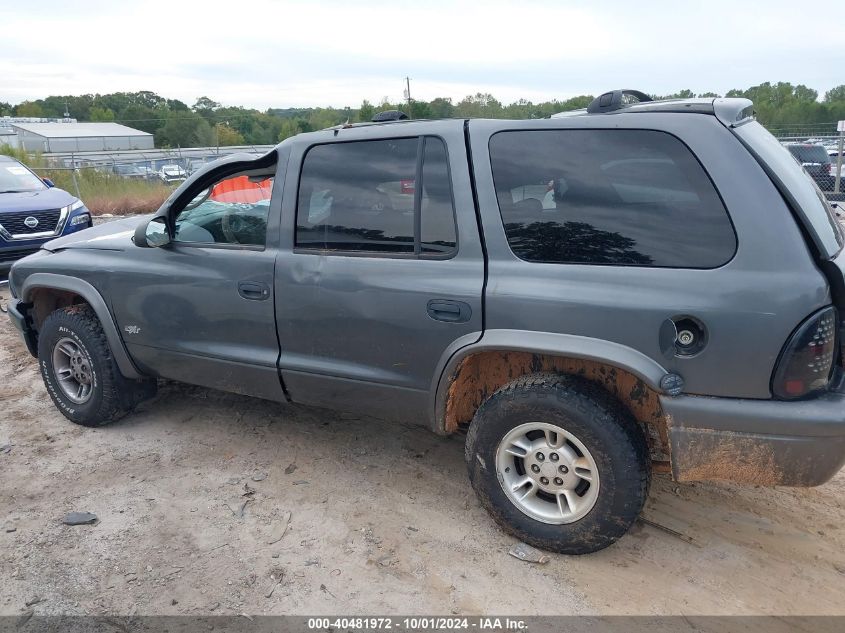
left=296, top=137, right=456, bottom=256
left=489, top=129, right=737, bottom=268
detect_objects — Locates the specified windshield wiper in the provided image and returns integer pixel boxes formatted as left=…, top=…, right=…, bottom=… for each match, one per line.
left=0, top=189, right=34, bottom=194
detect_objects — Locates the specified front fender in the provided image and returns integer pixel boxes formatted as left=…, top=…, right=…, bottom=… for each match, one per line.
left=20, top=272, right=144, bottom=380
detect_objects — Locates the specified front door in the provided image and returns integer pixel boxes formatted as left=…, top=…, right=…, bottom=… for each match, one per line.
left=274, top=123, right=484, bottom=424
left=111, top=170, right=284, bottom=401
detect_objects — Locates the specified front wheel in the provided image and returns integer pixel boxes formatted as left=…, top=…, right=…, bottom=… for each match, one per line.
left=465, top=372, right=650, bottom=555
left=37, top=305, right=156, bottom=427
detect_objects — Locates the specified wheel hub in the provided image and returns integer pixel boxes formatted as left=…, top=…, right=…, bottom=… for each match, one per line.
left=495, top=421, right=600, bottom=525
left=51, top=337, right=94, bottom=405
left=522, top=442, right=579, bottom=493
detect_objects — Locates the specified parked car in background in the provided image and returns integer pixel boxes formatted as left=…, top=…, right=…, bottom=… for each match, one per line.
left=0, top=155, right=92, bottom=271
left=784, top=143, right=835, bottom=191
left=135, top=165, right=158, bottom=181
left=112, top=164, right=146, bottom=180
left=828, top=148, right=844, bottom=182
left=159, top=164, right=187, bottom=184
left=188, top=160, right=207, bottom=175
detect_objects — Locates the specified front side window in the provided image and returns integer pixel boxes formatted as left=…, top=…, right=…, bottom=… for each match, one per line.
left=489, top=129, right=737, bottom=268
left=174, top=174, right=273, bottom=246
left=296, top=136, right=456, bottom=256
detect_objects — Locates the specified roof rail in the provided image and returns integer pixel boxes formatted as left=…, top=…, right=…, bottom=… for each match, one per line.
left=586, top=90, right=653, bottom=114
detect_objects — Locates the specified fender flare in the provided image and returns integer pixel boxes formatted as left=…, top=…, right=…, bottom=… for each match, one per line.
left=20, top=272, right=144, bottom=380
left=430, top=329, right=669, bottom=434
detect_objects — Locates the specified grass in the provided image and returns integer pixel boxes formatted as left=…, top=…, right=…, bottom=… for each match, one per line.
left=1, top=145, right=173, bottom=215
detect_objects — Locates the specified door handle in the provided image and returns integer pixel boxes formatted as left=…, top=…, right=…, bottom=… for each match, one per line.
left=427, top=299, right=472, bottom=323
left=238, top=281, right=271, bottom=301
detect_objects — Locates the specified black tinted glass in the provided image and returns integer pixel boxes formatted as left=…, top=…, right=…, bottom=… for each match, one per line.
left=296, top=138, right=418, bottom=253
left=490, top=129, right=736, bottom=268
left=420, top=138, right=457, bottom=253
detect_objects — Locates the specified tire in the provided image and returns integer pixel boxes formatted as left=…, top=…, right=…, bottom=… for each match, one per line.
left=37, top=304, right=156, bottom=427
left=465, top=372, right=650, bottom=555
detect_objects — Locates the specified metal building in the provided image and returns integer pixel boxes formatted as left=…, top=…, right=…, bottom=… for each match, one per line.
left=9, top=122, right=154, bottom=152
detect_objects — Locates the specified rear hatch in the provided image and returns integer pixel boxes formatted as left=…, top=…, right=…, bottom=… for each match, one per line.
left=733, top=121, right=845, bottom=375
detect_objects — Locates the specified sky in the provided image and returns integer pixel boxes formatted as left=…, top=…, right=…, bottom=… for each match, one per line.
left=0, top=0, right=841, bottom=110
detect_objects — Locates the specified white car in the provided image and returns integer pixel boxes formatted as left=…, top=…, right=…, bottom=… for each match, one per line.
left=159, top=164, right=187, bottom=183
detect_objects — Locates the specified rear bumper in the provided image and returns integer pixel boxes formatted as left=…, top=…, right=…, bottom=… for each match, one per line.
left=6, top=298, right=37, bottom=356
left=661, top=375, right=845, bottom=486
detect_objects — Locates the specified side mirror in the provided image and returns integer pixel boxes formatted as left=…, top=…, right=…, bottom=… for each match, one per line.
left=134, top=217, right=171, bottom=248
left=42, top=178, right=55, bottom=188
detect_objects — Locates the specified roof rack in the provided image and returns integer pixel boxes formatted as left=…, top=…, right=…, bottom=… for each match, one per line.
left=371, top=110, right=409, bottom=122
left=586, top=90, right=652, bottom=114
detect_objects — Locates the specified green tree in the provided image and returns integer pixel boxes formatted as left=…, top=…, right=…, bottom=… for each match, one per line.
left=166, top=98, right=189, bottom=111
left=89, top=106, right=115, bottom=122
left=278, top=118, right=308, bottom=141
left=193, top=96, right=221, bottom=112
left=455, top=93, right=503, bottom=118
left=118, top=104, right=160, bottom=134
left=216, top=124, right=245, bottom=146
left=358, top=100, right=375, bottom=122
left=429, top=97, right=455, bottom=118
left=824, top=86, right=845, bottom=103
left=157, top=111, right=213, bottom=147
left=15, top=101, right=44, bottom=117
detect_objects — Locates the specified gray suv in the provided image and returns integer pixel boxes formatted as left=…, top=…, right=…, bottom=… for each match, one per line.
left=7, top=91, right=845, bottom=554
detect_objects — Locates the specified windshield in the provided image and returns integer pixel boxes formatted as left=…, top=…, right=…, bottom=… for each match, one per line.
left=0, top=160, right=46, bottom=193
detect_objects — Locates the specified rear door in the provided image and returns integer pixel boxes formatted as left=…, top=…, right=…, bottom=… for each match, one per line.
left=274, top=121, right=484, bottom=424
left=469, top=115, right=832, bottom=400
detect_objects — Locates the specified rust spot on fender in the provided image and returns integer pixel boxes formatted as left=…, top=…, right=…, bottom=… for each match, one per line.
left=444, top=351, right=669, bottom=461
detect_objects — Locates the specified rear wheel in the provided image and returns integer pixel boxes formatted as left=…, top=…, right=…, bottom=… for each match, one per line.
left=465, top=372, right=650, bottom=554
left=37, top=305, right=156, bottom=427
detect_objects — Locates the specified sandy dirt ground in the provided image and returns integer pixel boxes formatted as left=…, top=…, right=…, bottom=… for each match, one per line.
left=0, top=284, right=844, bottom=618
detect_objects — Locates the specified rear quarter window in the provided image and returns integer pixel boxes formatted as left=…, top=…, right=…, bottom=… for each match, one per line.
left=489, top=129, right=737, bottom=268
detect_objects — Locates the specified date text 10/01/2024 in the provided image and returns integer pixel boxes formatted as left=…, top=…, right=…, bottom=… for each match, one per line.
left=306, top=617, right=528, bottom=631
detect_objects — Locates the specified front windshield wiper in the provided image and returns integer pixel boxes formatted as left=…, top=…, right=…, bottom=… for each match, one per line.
left=0, top=189, right=36, bottom=194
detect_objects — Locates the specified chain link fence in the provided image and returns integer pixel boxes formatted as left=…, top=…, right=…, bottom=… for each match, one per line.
left=19, top=145, right=274, bottom=215
left=769, top=124, right=845, bottom=200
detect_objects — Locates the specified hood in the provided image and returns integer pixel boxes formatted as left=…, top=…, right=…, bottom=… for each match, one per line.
left=0, top=187, right=77, bottom=213
left=43, top=214, right=150, bottom=252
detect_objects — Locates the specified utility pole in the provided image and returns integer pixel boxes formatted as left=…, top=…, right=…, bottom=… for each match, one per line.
left=404, top=77, right=412, bottom=119
left=835, top=120, right=844, bottom=195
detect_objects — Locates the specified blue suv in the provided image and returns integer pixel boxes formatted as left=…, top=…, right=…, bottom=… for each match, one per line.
left=0, top=155, right=92, bottom=272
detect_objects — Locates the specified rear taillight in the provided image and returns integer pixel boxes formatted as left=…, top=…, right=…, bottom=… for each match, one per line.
left=827, top=163, right=833, bottom=175
left=772, top=306, right=837, bottom=399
